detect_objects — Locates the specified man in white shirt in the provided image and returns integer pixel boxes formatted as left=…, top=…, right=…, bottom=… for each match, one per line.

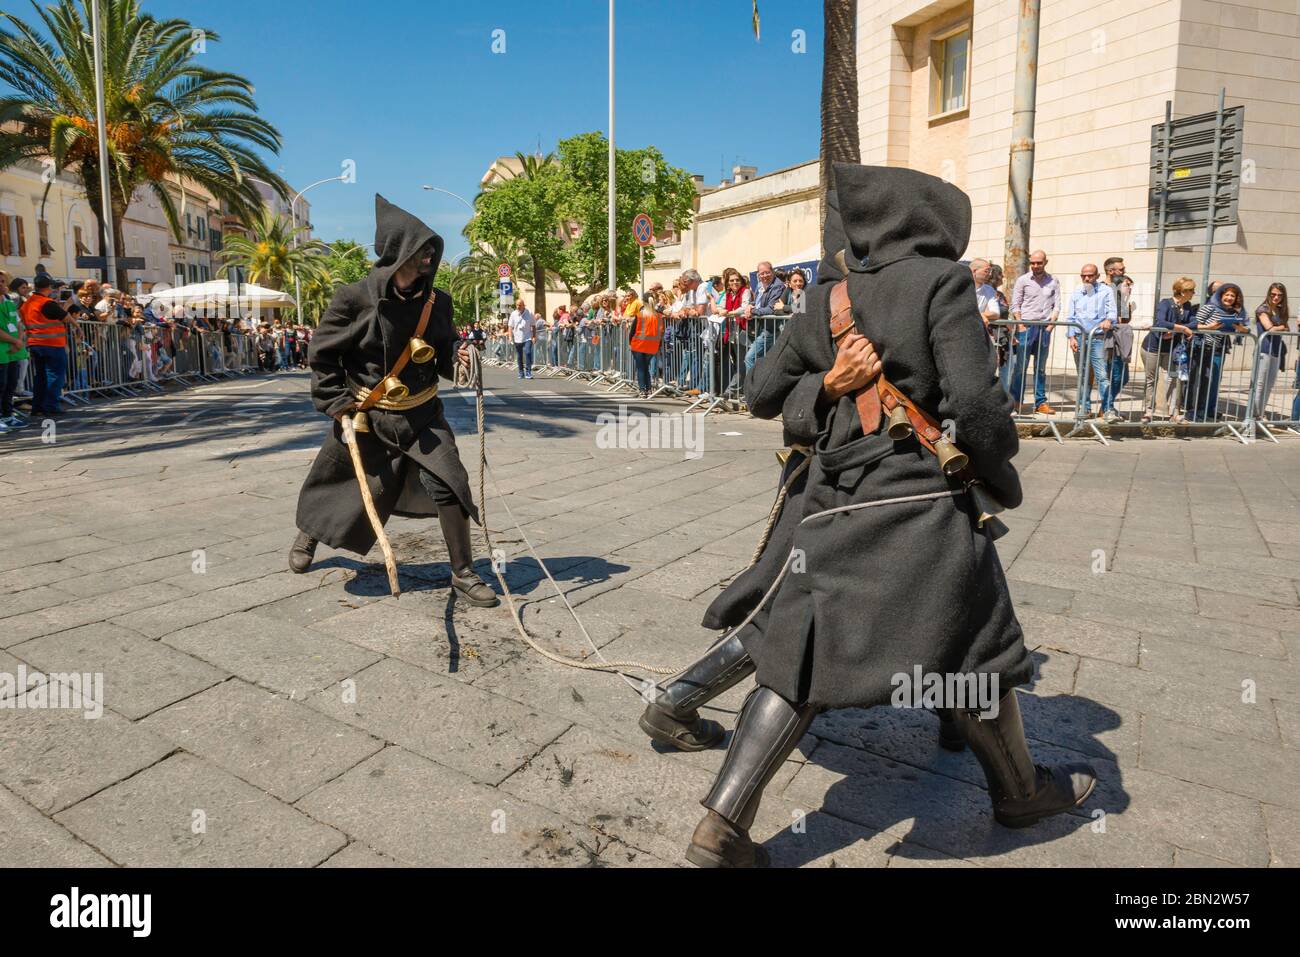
left=970, top=260, right=1000, bottom=327
left=508, top=299, right=536, bottom=379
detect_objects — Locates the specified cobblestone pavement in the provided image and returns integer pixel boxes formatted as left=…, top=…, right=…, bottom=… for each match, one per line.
left=2, top=368, right=1297, bottom=868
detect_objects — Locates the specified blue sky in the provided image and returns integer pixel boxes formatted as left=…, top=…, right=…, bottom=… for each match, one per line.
left=135, top=0, right=826, bottom=259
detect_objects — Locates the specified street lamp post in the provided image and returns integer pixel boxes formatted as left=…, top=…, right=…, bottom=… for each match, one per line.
left=421, top=184, right=479, bottom=326
left=89, top=0, right=116, bottom=285
left=608, top=0, right=616, bottom=296
left=290, top=176, right=348, bottom=325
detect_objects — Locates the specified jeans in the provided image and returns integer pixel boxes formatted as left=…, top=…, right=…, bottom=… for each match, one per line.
left=514, top=340, right=533, bottom=377
left=1188, top=349, right=1225, bottom=422
left=1253, top=352, right=1282, bottom=418
left=1076, top=336, right=1111, bottom=416
left=29, top=345, right=68, bottom=414
left=1007, top=330, right=1049, bottom=407
left=744, top=328, right=773, bottom=377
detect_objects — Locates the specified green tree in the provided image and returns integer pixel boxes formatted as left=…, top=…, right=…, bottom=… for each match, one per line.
left=552, top=132, right=696, bottom=303
left=0, top=0, right=290, bottom=288
left=467, top=152, right=564, bottom=316
left=451, top=240, right=532, bottom=325
left=218, top=207, right=328, bottom=291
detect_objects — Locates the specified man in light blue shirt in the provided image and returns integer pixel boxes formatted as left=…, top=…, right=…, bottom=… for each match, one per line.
left=1066, top=264, right=1117, bottom=417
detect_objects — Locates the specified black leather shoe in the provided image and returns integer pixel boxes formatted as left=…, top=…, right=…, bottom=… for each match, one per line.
left=639, top=705, right=725, bottom=751
left=288, top=531, right=317, bottom=573
left=451, top=571, right=500, bottom=607
left=439, top=505, right=500, bottom=607
left=952, top=690, right=1096, bottom=828
left=686, top=810, right=770, bottom=868
left=639, top=633, right=753, bottom=752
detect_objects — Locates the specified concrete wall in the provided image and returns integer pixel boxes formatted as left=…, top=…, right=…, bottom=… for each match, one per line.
left=644, top=161, right=820, bottom=291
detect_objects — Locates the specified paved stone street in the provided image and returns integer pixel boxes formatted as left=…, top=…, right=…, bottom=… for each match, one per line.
left=1, top=368, right=1297, bottom=868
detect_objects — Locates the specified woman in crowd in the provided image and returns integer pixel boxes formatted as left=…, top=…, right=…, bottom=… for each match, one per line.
left=1187, top=281, right=1246, bottom=422
left=779, top=268, right=808, bottom=315
left=717, top=267, right=751, bottom=397
left=1252, top=283, right=1290, bottom=419
left=1141, top=277, right=1197, bottom=424
left=627, top=299, right=661, bottom=399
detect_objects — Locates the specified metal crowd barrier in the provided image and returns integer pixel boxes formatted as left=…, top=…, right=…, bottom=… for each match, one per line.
left=1246, top=329, right=1300, bottom=441
left=990, top=319, right=1087, bottom=442
left=518, top=312, right=789, bottom=415
left=1074, top=325, right=1259, bottom=444
left=11, top=319, right=271, bottom=416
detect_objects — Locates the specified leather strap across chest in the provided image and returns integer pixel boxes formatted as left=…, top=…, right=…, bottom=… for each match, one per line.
left=828, top=279, right=972, bottom=476
left=356, top=289, right=435, bottom=412
left=828, top=280, right=881, bottom=435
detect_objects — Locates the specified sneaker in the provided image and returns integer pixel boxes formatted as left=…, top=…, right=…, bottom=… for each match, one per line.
left=0, top=420, right=11, bottom=434
left=2, top=416, right=28, bottom=430
left=524, top=373, right=533, bottom=379
left=1103, top=409, right=1122, bottom=424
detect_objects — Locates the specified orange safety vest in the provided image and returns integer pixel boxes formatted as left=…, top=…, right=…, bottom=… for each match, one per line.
left=629, top=309, right=662, bottom=354
left=20, top=293, right=67, bottom=348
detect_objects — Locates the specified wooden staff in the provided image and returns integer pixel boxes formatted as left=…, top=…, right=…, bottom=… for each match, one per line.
left=340, top=414, right=401, bottom=597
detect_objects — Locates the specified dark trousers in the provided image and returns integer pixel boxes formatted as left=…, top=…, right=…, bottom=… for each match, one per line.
left=632, top=351, right=653, bottom=392
left=417, top=467, right=462, bottom=510
left=29, top=345, right=67, bottom=414
left=0, top=360, right=20, bottom=417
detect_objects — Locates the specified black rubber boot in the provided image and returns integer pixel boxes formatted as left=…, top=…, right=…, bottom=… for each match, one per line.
left=288, top=530, right=317, bottom=574
left=687, top=686, right=816, bottom=868
left=438, top=505, right=500, bottom=607
left=639, top=633, right=754, bottom=751
left=952, top=689, right=1097, bottom=828
left=936, top=708, right=967, bottom=752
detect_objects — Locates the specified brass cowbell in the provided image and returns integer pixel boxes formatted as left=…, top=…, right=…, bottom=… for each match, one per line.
left=886, top=404, right=914, bottom=440
left=381, top=375, right=409, bottom=401
left=409, top=338, right=434, bottom=364
left=933, top=436, right=969, bottom=475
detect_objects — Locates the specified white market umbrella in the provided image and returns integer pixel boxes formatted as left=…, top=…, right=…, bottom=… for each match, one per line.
left=144, top=279, right=296, bottom=310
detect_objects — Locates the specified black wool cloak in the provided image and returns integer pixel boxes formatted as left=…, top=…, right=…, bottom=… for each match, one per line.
left=294, top=195, right=477, bottom=555
left=714, top=163, right=1032, bottom=710
left=700, top=189, right=853, bottom=636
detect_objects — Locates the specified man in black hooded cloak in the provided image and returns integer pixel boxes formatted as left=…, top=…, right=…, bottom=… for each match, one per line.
left=677, top=165, right=1096, bottom=868
left=288, top=195, right=498, bottom=608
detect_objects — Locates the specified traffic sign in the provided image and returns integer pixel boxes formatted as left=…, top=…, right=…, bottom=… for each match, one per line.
left=632, top=213, right=654, bottom=247
left=497, top=263, right=511, bottom=279
left=497, top=280, right=513, bottom=297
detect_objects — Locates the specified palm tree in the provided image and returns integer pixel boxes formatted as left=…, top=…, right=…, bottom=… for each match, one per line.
left=480, top=151, right=557, bottom=315
left=453, top=240, right=534, bottom=319
left=752, top=1, right=858, bottom=247
left=0, top=0, right=290, bottom=287
left=218, top=207, right=327, bottom=292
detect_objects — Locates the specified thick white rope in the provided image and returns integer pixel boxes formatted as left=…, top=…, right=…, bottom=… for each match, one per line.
left=455, top=345, right=678, bottom=679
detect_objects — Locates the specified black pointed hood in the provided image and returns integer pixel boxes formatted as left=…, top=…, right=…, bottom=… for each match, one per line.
left=816, top=187, right=849, bottom=285
left=833, top=163, right=971, bottom=269
left=368, top=194, right=444, bottom=297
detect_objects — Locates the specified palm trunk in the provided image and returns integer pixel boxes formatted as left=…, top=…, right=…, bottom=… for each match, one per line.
left=532, top=259, right=547, bottom=317
left=820, top=0, right=860, bottom=253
